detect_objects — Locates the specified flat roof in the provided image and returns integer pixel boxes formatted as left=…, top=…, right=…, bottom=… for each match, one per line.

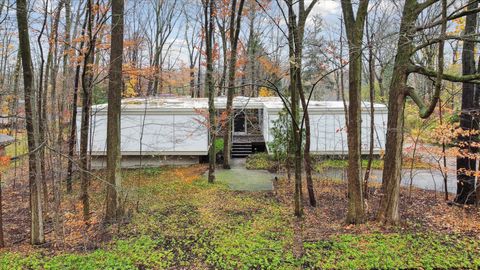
left=88, top=96, right=388, bottom=113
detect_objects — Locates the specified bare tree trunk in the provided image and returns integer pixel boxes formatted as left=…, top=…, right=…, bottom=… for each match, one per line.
left=364, top=30, right=375, bottom=199
left=66, top=11, right=88, bottom=193
left=379, top=0, right=447, bottom=224
left=223, top=0, right=246, bottom=169
left=438, top=98, right=448, bottom=201
left=0, top=174, right=4, bottom=248
left=17, top=0, right=45, bottom=244
left=37, top=0, right=49, bottom=216
left=455, top=1, right=478, bottom=205
left=341, top=0, right=369, bottom=224
left=80, top=0, right=96, bottom=221
left=378, top=1, right=416, bottom=225
left=105, top=0, right=124, bottom=223
left=205, top=0, right=216, bottom=183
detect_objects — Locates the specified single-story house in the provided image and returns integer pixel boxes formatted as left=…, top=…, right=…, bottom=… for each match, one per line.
left=77, top=96, right=388, bottom=168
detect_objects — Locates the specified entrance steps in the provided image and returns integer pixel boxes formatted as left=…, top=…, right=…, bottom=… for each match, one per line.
left=231, top=142, right=252, bottom=158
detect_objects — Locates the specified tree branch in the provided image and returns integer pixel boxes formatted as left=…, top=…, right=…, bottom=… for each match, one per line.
left=409, top=64, right=480, bottom=83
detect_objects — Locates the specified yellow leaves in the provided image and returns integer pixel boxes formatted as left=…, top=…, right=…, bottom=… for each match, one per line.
left=258, top=87, right=274, bottom=97
left=123, top=77, right=138, bottom=98
left=451, top=17, right=465, bottom=34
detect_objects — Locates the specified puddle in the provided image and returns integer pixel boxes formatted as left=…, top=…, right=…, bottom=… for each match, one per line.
left=215, top=159, right=274, bottom=191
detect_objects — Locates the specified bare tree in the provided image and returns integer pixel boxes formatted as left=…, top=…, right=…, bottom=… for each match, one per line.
left=80, top=0, right=97, bottom=221
left=377, top=0, right=477, bottom=224
left=222, top=0, right=246, bottom=169
left=16, top=0, right=45, bottom=245
left=105, top=0, right=124, bottom=223
left=341, top=0, right=369, bottom=224
left=455, top=1, right=478, bottom=205
left=204, top=0, right=216, bottom=183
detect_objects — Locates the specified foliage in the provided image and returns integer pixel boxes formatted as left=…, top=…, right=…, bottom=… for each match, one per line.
left=268, top=108, right=295, bottom=162
left=245, top=152, right=275, bottom=170
left=314, top=157, right=432, bottom=172
left=304, top=233, right=480, bottom=270
left=92, top=85, right=108, bottom=105
left=1, top=166, right=480, bottom=269
left=258, top=86, right=275, bottom=97
left=215, top=138, right=224, bottom=154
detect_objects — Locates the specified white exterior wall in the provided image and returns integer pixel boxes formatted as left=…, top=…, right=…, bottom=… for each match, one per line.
left=79, top=98, right=387, bottom=158
left=263, top=104, right=388, bottom=155
left=77, top=107, right=209, bottom=156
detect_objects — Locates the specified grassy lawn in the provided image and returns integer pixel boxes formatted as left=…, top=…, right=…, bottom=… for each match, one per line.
left=0, top=165, right=479, bottom=269
left=246, top=153, right=433, bottom=172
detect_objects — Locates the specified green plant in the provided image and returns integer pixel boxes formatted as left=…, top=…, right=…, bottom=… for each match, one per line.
left=268, top=109, right=295, bottom=163
left=215, top=138, right=224, bottom=155
left=245, top=153, right=274, bottom=170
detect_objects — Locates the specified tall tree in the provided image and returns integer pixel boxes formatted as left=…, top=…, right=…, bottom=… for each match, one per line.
left=222, top=0, right=246, bottom=169
left=105, top=0, right=125, bottom=223
left=16, top=0, right=45, bottom=245
left=341, top=0, right=369, bottom=224
left=455, top=1, right=478, bottom=205
left=204, top=0, right=216, bottom=183
left=148, top=0, right=180, bottom=95
left=79, top=0, right=96, bottom=221
left=376, top=0, right=477, bottom=224
left=283, top=0, right=318, bottom=216
left=66, top=11, right=88, bottom=193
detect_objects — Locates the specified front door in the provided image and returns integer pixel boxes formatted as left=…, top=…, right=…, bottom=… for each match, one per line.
left=233, top=110, right=246, bottom=135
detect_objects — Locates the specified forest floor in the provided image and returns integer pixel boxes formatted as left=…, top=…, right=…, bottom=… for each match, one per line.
left=0, top=163, right=480, bottom=269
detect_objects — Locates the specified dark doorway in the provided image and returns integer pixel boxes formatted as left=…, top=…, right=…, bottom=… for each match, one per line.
left=234, top=110, right=246, bottom=134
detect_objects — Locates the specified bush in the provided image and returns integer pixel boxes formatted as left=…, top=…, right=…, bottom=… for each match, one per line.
left=246, top=153, right=275, bottom=171
left=215, top=138, right=224, bottom=154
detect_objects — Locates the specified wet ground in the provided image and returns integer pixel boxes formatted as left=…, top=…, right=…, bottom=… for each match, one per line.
left=320, top=168, right=457, bottom=194
left=215, top=158, right=458, bottom=194
left=215, top=159, right=274, bottom=191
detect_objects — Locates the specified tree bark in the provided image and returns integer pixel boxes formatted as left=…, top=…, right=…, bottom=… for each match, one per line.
left=455, top=1, right=478, bottom=205
left=66, top=13, right=88, bottom=194
left=341, top=0, right=369, bottom=224
left=379, top=0, right=449, bottom=225
left=16, top=0, right=45, bottom=244
left=80, top=0, right=96, bottom=221
left=378, top=0, right=417, bottom=225
left=364, top=30, right=375, bottom=199
left=105, top=0, right=124, bottom=223
left=222, top=0, right=245, bottom=169
left=205, top=0, right=216, bottom=183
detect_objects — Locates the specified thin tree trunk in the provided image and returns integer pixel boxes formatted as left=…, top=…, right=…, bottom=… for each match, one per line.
left=66, top=11, right=88, bottom=194
left=205, top=0, right=216, bottom=183
left=17, top=0, right=45, bottom=244
left=37, top=0, right=49, bottom=216
left=80, top=0, right=96, bottom=221
left=364, top=32, right=375, bottom=199
left=0, top=174, right=4, bottom=248
left=438, top=98, right=448, bottom=201
left=223, top=0, right=245, bottom=169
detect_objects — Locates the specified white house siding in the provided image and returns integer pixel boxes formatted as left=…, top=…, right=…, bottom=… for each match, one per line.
left=78, top=98, right=387, bottom=160
left=77, top=105, right=209, bottom=156
left=263, top=101, right=388, bottom=155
